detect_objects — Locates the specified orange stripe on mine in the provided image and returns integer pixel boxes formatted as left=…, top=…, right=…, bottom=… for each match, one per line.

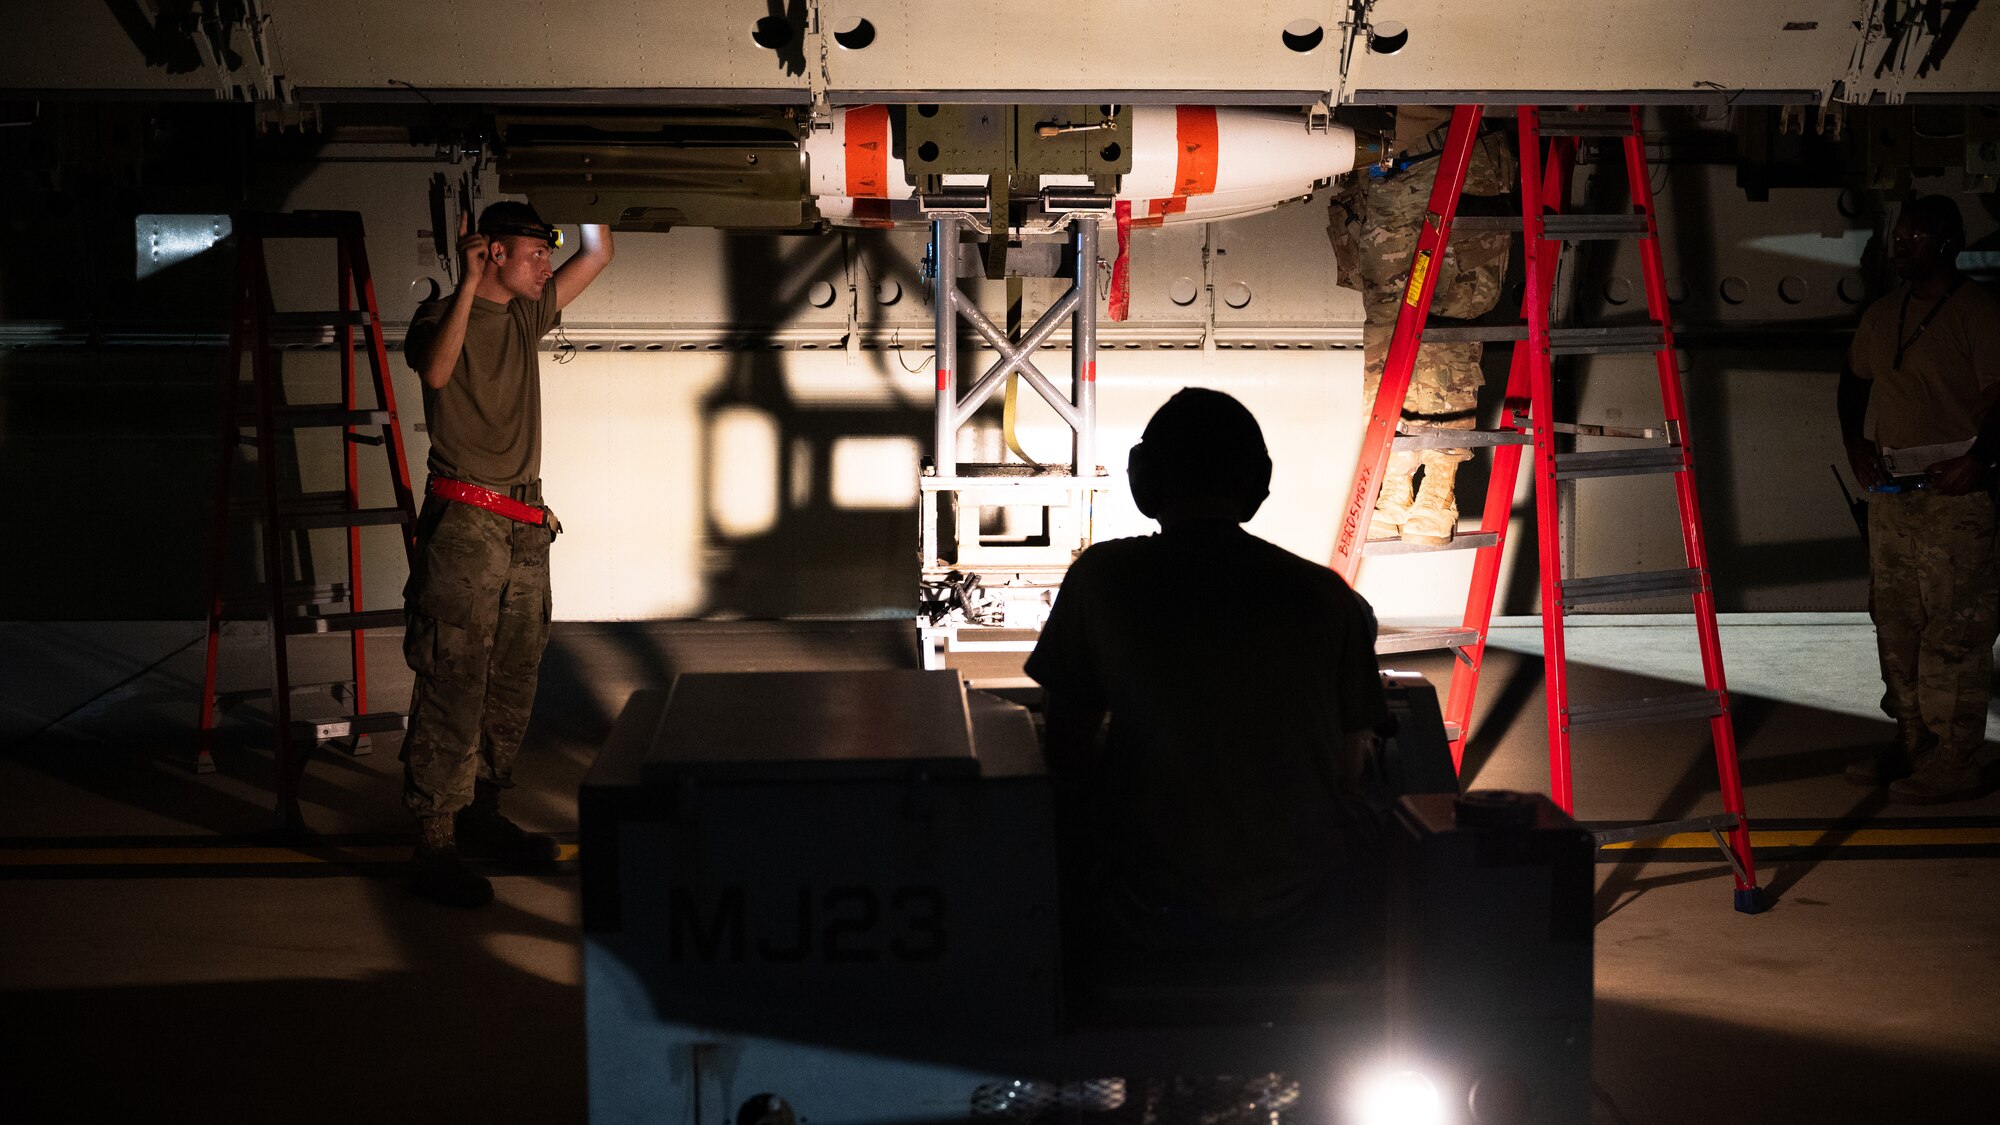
left=845, top=105, right=891, bottom=199
left=1134, top=195, right=1187, bottom=228
left=1174, top=106, right=1220, bottom=197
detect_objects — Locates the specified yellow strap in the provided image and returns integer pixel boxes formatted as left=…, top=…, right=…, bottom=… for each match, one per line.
left=1001, top=276, right=1039, bottom=466
left=1002, top=372, right=1039, bottom=466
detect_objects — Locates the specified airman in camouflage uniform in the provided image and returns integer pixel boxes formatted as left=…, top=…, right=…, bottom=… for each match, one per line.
left=1333, top=108, right=1516, bottom=545
left=1838, top=195, right=2000, bottom=804
left=400, top=201, right=614, bottom=905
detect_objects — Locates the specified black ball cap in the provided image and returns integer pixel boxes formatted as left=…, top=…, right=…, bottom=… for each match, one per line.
left=477, top=200, right=556, bottom=243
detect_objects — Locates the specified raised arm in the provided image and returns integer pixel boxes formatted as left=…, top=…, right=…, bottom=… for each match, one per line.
left=418, top=216, right=490, bottom=391
left=553, top=223, right=614, bottom=312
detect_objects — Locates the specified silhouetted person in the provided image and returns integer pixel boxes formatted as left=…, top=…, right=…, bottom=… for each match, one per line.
left=1025, top=388, right=1389, bottom=954
left=1838, top=194, right=2000, bottom=803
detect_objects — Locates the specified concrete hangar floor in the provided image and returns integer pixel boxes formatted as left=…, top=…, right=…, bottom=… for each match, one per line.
left=1, top=614, right=1997, bottom=1124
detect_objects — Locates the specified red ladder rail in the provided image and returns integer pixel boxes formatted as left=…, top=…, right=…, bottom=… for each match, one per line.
left=1617, top=107, right=1756, bottom=903
left=1441, top=131, right=1576, bottom=769
left=1517, top=107, right=1576, bottom=812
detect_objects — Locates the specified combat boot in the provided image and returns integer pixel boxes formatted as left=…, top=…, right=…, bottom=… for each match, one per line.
left=1845, top=719, right=1933, bottom=787
left=456, top=780, right=562, bottom=867
left=411, top=815, right=494, bottom=908
left=1368, top=449, right=1422, bottom=538
left=1400, top=454, right=1460, bottom=546
left=1887, top=747, right=1984, bottom=805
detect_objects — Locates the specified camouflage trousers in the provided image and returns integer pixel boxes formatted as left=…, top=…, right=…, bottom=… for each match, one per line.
left=401, top=494, right=554, bottom=819
left=1868, top=491, right=1999, bottom=762
left=1335, top=131, right=1515, bottom=462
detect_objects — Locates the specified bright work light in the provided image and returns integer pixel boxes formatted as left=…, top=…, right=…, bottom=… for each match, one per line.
left=1350, top=1068, right=1444, bottom=1125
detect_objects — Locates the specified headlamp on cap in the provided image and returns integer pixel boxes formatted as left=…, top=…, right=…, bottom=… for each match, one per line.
left=480, top=220, right=563, bottom=250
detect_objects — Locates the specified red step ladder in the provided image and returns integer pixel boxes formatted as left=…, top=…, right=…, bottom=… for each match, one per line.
left=1335, top=106, right=1762, bottom=913
left=197, top=211, right=419, bottom=829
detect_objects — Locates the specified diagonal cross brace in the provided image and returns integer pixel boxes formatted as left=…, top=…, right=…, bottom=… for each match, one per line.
left=950, top=285, right=1084, bottom=431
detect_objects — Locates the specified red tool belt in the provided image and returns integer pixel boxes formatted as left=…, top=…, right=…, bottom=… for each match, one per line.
left=427, top=477, right=549, bottom=527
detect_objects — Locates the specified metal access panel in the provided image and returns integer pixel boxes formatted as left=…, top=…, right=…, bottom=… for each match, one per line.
left=902, top=104, right=1133, bottom=189
left=1012, top=105, right=1134, bottom=180
left=818, top=1, right=1339, bottom=102
left=1346, top=0, right=1858, bottom=101
left=581, top=673, right=1059, bottom=1055
left=903, top=104, right=1014, bottom=186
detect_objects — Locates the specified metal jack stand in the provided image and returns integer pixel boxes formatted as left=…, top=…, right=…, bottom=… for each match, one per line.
left=919, top=210, right=1111, bottom=672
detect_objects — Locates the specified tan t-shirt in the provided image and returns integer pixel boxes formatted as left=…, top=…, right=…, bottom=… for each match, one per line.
left=405, top=281, right=561, bottom=488
left=1849, top=279, right=2000, bottom=453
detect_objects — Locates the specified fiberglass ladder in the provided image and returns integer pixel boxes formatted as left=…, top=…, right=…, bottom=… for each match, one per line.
left=198, top=210, right=420, bottom=830
left=1333, top=106, right=1762, bottom=914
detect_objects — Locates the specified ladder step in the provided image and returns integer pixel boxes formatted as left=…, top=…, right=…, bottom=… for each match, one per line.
left=278, top=506, right=414, bottom=531
left=1536, top=110, right=1637, bottom=138
left=1452, top=214, right=1651, bottom=239
left=1392, top=430, right=1532, bottom=450
left=1416, top=325, right=1668, bottom=355
left=1541, top=213, right=1650, bottom=239
left=221, top=582, right=353, bottom=614
left=1566, top=689, right=1724, bottom=731
left=234, top=490, right=382, bottom=516
left=1375, top=627, right=1479, bottom=655
left=268, top=311, right=374, bottom=330
left=241, top=211, right=364, bottom=239
left=1549, top=325, right=1667, bottom=356
left=266, top=406, right=392, bottom=429
left=1553, top=447, right=1685, bottom=480
left=1363, top=531, right=1500, bottom=557
left=214, top=679, right=354, bottom=708
left=293, top=711, right=408, bottom=743
left=1590, top=812, right=1739, bottom=847
left=231, top=490, right=350, bottom=513
left=1558, top=567, right=1705, bottom=605
left=1549, top=420, right=1664, bottom=440
left=1421, top=324, right=1527, bottom=344
left=283, top=609, right=404, bottom=635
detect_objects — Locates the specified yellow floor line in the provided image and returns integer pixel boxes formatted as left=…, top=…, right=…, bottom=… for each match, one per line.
left=1600, top=828, right=2000, bottom=850
left=0, top=843, right=582, bottom=866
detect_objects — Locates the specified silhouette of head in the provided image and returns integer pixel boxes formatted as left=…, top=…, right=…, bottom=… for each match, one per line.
left=1891, top=194, right=1966, bottom=280
left=1126, top=388, right=1273, bottom=523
